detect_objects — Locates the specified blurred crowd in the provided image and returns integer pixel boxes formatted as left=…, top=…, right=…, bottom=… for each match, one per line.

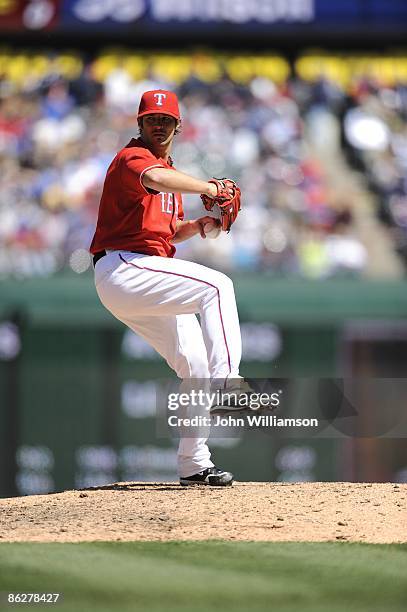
left=0, top=51, right=405, bottom=279
left=342, top=80, right=407, bottom=268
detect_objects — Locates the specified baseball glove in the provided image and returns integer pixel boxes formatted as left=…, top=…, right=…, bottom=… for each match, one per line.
left=200, top=178, right=241, bottom=233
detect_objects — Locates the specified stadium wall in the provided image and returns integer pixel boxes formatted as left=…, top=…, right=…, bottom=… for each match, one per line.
left=1, top=276, right=406, bottom=496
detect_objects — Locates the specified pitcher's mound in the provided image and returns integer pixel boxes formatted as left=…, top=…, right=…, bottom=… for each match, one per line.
left=1, top=482, right=406, bottom=543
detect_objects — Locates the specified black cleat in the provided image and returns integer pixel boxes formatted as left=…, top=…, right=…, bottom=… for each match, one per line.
left=180, top=467, right=234, bottom=487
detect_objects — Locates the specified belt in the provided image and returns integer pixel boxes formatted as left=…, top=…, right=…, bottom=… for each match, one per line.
left=93, top=250, right=142, bottom=267
left=93, top=250, right=107, bottom=267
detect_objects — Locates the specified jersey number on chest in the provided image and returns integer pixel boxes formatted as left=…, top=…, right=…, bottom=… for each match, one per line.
left=160, top=193, right=179, bottom=217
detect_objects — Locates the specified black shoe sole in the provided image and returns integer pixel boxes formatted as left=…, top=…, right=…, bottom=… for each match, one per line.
left=179, top=480, right=234, bottom=487
left=179, top=475, right=234, bottom=487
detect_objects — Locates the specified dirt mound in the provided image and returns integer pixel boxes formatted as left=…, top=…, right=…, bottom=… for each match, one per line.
left=1, top=482, right=406, bottom=543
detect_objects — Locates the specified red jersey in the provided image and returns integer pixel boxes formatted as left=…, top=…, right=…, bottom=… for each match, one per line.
left=90, top=138, right=184, bottom=257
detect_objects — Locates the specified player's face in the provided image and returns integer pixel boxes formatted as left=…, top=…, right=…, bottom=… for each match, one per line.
left=141, top=114, right=178, bottom=147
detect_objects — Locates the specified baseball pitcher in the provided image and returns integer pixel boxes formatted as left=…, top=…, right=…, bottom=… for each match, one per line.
left=90, top=90, right=249, bottom=486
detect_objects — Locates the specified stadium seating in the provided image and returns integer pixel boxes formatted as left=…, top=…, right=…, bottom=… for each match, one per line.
left=0, top=50, right=405, bottom=278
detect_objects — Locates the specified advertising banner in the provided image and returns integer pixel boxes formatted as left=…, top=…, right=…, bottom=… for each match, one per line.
left=1, top=0, right=407, bottom=34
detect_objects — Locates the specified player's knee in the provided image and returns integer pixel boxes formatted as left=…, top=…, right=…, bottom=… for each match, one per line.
left=216, top=272, right=234, bottom=293
left=202, top=272, right=234, bottom=305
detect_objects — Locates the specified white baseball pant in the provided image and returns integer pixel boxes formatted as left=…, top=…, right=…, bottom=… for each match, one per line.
left=94, top=250, right=242, bottom=478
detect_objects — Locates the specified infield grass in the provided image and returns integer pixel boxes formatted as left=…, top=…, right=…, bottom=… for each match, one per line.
left=0, top=541, right=406, bottom=612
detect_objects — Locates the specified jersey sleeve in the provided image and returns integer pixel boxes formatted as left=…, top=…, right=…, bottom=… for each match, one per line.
left=121, top=148, right=165, bottom=196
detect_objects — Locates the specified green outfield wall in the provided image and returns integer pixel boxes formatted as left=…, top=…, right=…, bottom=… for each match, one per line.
left=1, top=274, right=407, bottom=326
left=1, top=275, right=406, bottom=497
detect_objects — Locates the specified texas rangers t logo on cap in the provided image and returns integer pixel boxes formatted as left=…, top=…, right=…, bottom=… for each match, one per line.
left=137, top=90, right=181, bottom=120
left=154, top=93, right=167, bottom=106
